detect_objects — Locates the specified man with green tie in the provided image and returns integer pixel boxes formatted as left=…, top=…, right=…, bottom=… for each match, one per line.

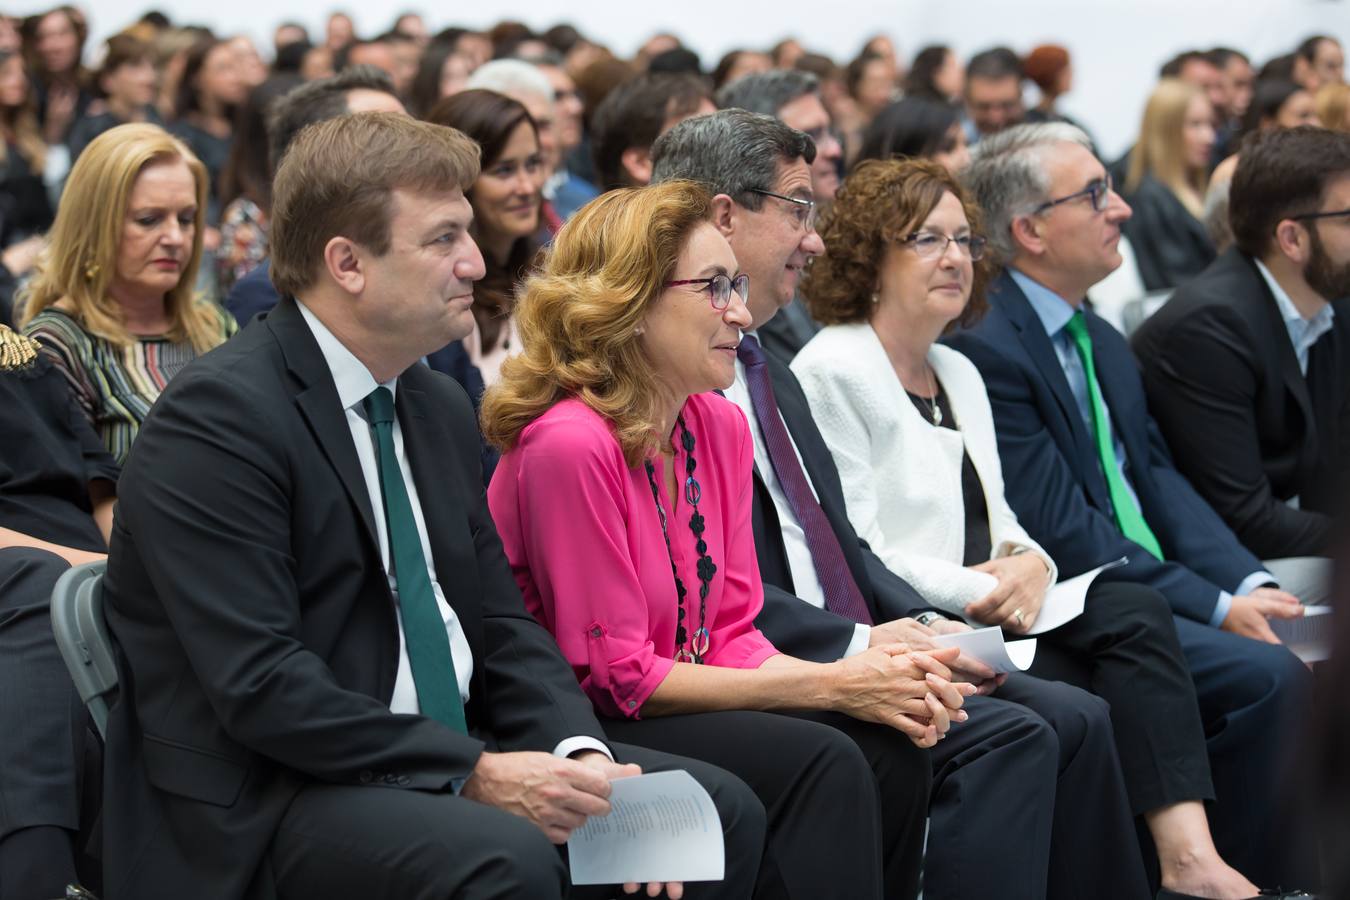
left=947, top=122, right=1317, bottom=896
left=100, top=112, right=767, bottom=900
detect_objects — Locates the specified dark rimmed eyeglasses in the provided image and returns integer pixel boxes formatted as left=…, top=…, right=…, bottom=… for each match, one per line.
left=664, top=272, right=751, bottom=310
left=1290, top=207, right=1350, bottom=223
left=1033, top=173, right=1114, bottom=215
left=747, top=188, right=817, bottom=231
left=901, top=231, right=988, bottom=261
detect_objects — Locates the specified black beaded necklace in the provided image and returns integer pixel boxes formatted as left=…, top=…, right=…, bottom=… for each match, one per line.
left=643, top=417, right=715, bottom=663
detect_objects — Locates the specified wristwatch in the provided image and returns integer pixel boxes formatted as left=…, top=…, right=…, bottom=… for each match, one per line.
left=915, top=611, right=945, bottom=627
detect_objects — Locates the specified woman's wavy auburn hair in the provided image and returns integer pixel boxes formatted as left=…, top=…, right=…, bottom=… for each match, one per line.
left=803, top=157, right=992, bottom=330
left=481, top=180, right=713, bottom=467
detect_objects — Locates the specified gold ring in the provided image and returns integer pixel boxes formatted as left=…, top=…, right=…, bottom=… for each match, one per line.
left=1013, top=608, right=1025, bottom=624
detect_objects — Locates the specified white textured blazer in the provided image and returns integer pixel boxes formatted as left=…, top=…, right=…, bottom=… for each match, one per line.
left=791, top=322, right=1058, bottom=618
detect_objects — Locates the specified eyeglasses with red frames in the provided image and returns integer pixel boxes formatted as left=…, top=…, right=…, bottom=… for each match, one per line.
left=663, top=272, right=751, bottom=310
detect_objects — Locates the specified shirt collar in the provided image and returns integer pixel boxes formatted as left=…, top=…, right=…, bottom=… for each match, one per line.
left=1010, top=268, right=1079, bottom=339
left=1253, top=257, right=1336, bottom=334
left=296, top=300, right=397, bottom=411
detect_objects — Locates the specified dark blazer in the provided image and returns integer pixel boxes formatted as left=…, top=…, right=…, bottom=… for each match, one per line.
left=756, top=293, right=820, bottom=365
left=749, top=346, right=928, bottom=662
left=1132, top=248, right=1346, bottom=559
left=102, top=296, right=607, bottom=900
left=1122, top=173, right=1216, bottom=292
left=945, top=270, right=1263, bottom=624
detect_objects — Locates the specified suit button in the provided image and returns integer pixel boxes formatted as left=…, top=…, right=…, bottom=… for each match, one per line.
left=359, top=770, right=373, bottom=784
left=590, top=627, right=603, bottom=638
left=398, top=775, right=411, bottom=786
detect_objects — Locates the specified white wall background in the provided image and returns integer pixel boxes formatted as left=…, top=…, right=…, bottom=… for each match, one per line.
left=14, top=0, right=1350, bottom=158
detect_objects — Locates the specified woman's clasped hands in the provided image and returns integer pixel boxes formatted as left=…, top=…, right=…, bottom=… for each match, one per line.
left=830, top=644, right=974, bottom=748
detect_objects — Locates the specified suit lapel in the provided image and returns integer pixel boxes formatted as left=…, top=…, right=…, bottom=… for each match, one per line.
left=270, top=299, right=381, bottom=552
left=1245, top=258, right=1317, bottom=438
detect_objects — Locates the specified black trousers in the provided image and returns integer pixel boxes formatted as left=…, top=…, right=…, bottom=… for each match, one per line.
left=269, top=740, right=768, bottom=900
left=0, top=548, right=101, bottom=900
left=925, top=675, right=1150, bottom=900
left=604, top=709, right=929, bottom=900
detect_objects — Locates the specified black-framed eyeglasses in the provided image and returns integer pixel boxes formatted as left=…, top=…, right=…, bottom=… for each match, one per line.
left=1290, top=207, right=1350, bottom=223
left=1033, top=173, right=1114, bottom=215
left=664, top=272, right=750, bottom=310
left=747, top=188, right=817, bottom=231
left=901, top=231, right=988, bottom=261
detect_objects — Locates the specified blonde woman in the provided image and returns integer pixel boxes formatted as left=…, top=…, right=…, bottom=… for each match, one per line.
left=1316, top=81, right=1350, bottom=131
left=1124, top=77, right=1217, bottom=290
left=19, top=122, right=234, bottom=462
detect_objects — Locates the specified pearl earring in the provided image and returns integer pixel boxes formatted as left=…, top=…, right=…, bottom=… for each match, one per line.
left=871, top=292, right=880, bottom=305
left=634, top=326, right=645, bottom=336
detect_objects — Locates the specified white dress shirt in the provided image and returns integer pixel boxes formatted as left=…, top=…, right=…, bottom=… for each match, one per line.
left=725, top=342, right=871, bottom=657
left=297, top=302, right=608, bottom=761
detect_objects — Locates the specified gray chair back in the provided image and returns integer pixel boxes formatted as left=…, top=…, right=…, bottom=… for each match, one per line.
left=50, top=560, right=116, bottom=740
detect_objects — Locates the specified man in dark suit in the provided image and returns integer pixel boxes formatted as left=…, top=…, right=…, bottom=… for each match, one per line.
left=948, top=122, right=1316, bottom=892
left=101, top=112, right=766, bottom=899
left=1134, top=126, right=1350, bottom=584
left=652, top=109, right=1150, bottom=900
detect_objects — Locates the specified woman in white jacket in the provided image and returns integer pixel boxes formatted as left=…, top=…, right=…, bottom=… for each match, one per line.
left=793, top=158, right=1274, bottom=900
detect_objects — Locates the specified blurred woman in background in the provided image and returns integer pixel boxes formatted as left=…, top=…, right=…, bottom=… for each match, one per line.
left=20, top=6, right=88, bottom=145
left=68, top=34, right=161, bottom=163
left=0, top=48, right=52, bottom=246
left=856, top=96, right=969, bottom=174
left=169, top=37, right=246, bottom=221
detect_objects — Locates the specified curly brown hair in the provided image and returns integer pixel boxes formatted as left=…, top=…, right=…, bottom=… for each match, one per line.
left=803, top=157, right=992, bottom=329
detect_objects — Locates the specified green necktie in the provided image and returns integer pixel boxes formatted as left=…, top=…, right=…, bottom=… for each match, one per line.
left=1062, top=313, right=1164, bottom=561
left=363, top=386, right=468, bottom=733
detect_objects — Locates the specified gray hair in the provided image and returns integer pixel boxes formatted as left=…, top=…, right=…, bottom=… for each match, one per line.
left=962, top=122, right=1093, bottom=263
left=716, top=70, right=820, bottom=117
left=650, top=108, right=816, bottom=210
left=466, top=58, right=552, bottom=105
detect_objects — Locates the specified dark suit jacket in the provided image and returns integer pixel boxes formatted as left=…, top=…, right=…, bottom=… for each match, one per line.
left=749, top=346, right=929, bottom=662
left=756, top=293, right=820, bottom=365
left=1122, top=174, right=1216, bottom=292
left=1132, top=248, right=1346, bottom=559
left=102, top=296, right=607, bottom=900
left=946, top=270, right=1264, bottom=624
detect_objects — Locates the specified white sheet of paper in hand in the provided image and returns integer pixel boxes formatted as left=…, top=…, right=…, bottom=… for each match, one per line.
left=1024, top=556, right=1129, bottom=635
left=931, top=626, right=1037, bottom=674
left=567, top=770, right=725, bottom=885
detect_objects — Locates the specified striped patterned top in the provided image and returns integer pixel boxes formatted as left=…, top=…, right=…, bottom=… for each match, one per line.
left=24, top=305, right=237, bottom=464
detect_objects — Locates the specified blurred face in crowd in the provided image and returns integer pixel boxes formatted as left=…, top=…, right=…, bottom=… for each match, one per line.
left=513, top=92, right=558, bottom=176
left=876, top=191, right=974, bottom=332
left=1314, top=39, right=1346, bottom=88
left=933, top=123, right=970, bottom=175
left=855, top=56, right=896, bottom=117
left=1223, top=55, right=1255, bottom=120
left=0, top=17, right=21, bottom=54
left=0, top=54, right=28, bottom=108
left=274, top=23, right=307, bottom=50
left=229, top=36, right=267, bottom=88
left=1178, top=57, right=1227, bottom=116
left=344, top=86, right=405, bottom=115
left=639, top=33, right=680, bottom=63
left=35, top=10, right=80, bottom=74
left=777, top=91, right=842, bottom=201
left=348, top=42, right=397, bottom=80
left=357, top=187, right=486, bottom=350
left=114, top=158, right=197, bottom=305
left=439, top=53, right=474, bottom=101
left=301, top=46, right=335, bottom=80
left=470, top=121, right=543, bottom=256
left=662, top=95, right=717, bottom=135
left=967, top=74, right=1023, bottom=136
left=199, top=42, right=248, bottom=109
left=1274, top=89, right=1321, bottom=129
left=326, top=14, right=354, bottom=50
left=457, top=33, right=492, bottom=70
left=102, top=55, right=158, bottom=111
left=1301, top=173, right=1350, bottom=301
left=639, top=222, right=750, bottom=398
left=540, top=64, right=584, bottom=152
left=394, top=13, right=427, bottom=43
left=724, top=51, right=773, bottom=86
left=1182, top=93, right=1217, bottom=169
left=387, top=40, right=419, bottom=95
left=934, top=49, right=964, bottom=101
left=728, top=158, right=824, bottom=324
left=1020, top=141, right=1132, bottom=295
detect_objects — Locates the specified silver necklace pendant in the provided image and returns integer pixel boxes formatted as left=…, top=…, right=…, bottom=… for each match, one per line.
left=930, top=401, right=942, bottom=427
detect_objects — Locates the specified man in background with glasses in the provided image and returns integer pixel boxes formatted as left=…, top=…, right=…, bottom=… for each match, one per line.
left=949, top=122, right=1318, bottom=897
left=1134, top=126, right=1350, bottom=595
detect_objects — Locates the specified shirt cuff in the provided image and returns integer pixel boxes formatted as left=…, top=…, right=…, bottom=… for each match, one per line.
left=1236, top=570, right=1278, bottom=597
left=844, top=624, right=871, bottom=658
left=554, top=736, right=613, bottom=762
left=1208, top=591, right=1234, bottom=628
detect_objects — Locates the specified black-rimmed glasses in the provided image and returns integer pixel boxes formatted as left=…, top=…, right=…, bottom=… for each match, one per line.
left=747, top=188, right=817, bottom=231
left=1033, top=173, right=1114, bottom=215
left=664, top=272, right=751, bottom=310
left=1291, top=207, right=1350, bottom=223
left=901, top=231, right=988, bottom=261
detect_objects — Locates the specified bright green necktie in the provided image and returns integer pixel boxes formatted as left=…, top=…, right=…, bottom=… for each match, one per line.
left=363, top=387, right=468, bottom=733
left=1062, top=313, right=1164, bottom=561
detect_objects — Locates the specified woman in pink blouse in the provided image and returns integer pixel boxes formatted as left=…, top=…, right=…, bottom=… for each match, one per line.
left=483, top=181, right=971, bottom=900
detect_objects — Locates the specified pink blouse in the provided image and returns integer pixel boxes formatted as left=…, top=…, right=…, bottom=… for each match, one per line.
left=488, top=393, right=781, bottom=718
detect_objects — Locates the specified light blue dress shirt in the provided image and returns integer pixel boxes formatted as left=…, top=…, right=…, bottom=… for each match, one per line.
left=1253, top=259, right=1336, bottom=376
left=1010, top=270, right=1273, bottom=626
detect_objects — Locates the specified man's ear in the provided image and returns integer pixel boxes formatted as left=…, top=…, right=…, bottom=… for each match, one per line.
left=621, top=146, right=653, bottom=185
left=323, top=236, right=366, bottom=296
left=1273, top=219, right=1312, bottom=266
left=1010, top=214, right=1045, bottom=258
left=709, top=194, right=737, bottom=238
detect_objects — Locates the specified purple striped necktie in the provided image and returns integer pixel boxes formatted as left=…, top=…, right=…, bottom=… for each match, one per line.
left=737, top=334, right=873, bottom=625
